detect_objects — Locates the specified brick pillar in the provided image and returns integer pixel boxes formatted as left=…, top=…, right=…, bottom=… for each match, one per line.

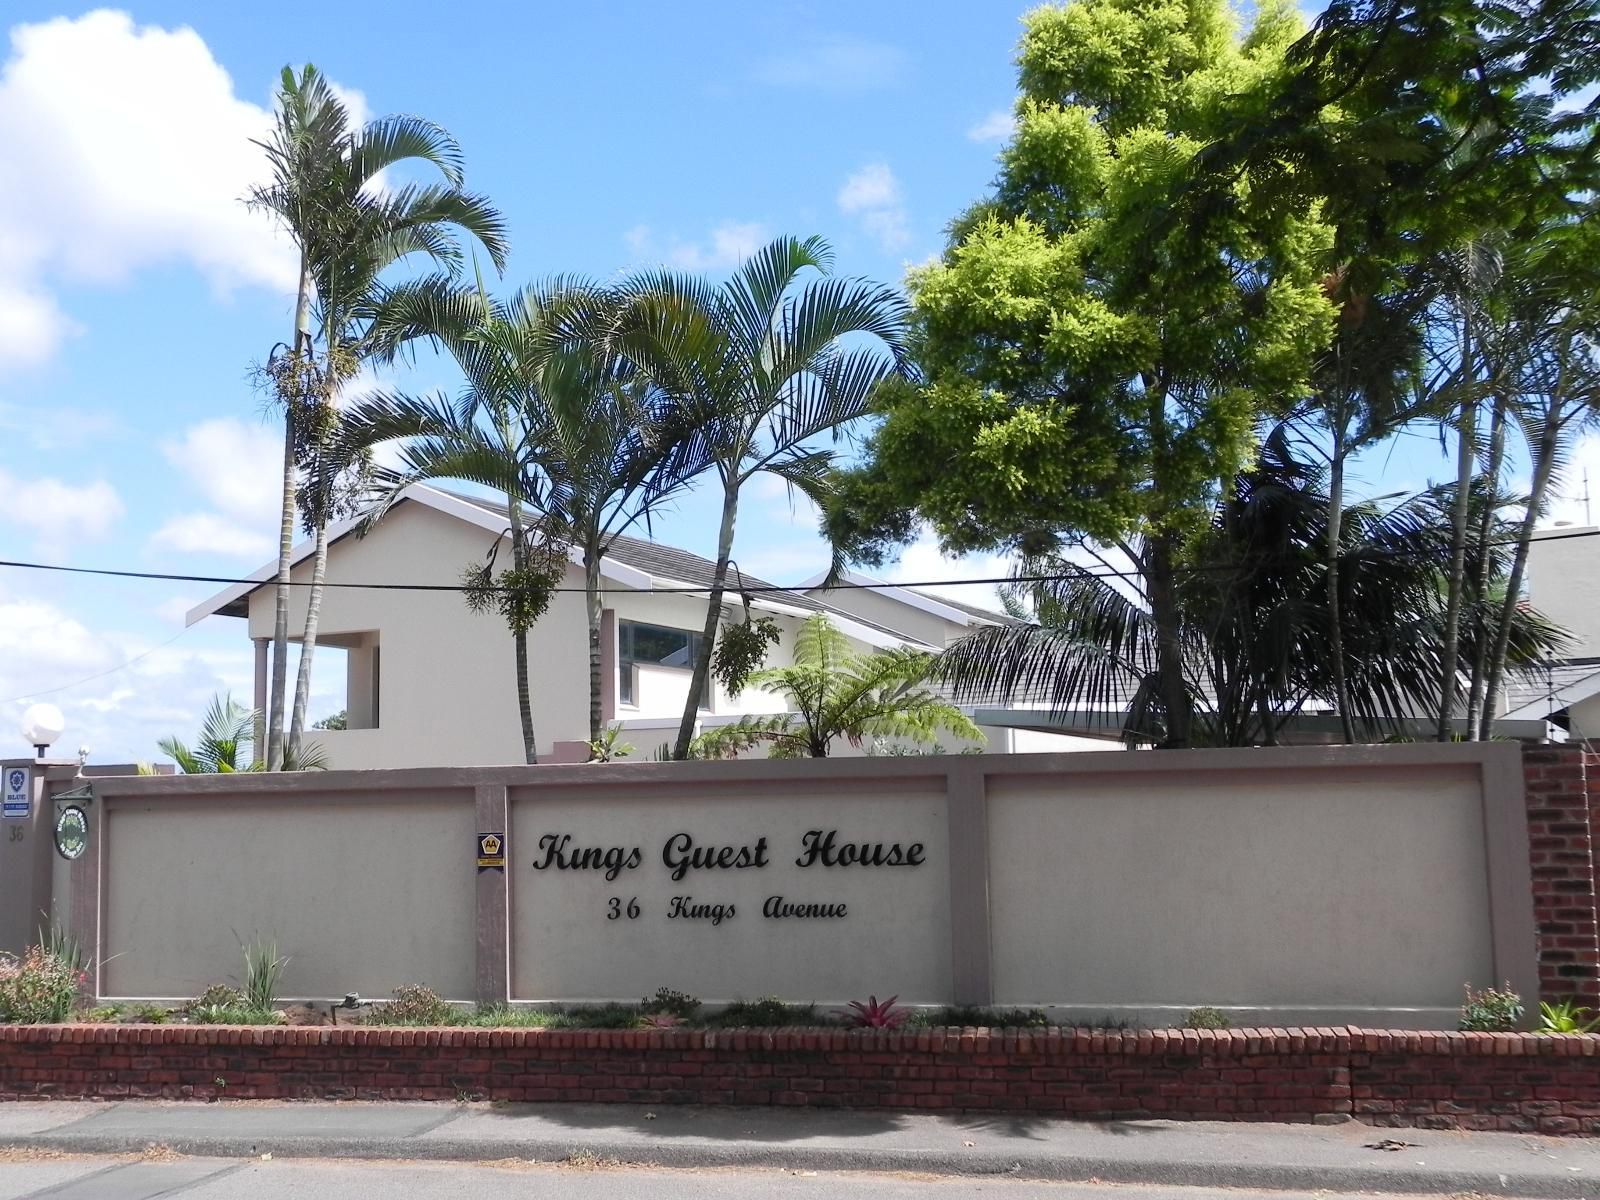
left=1521, top=743, right=1600, bottom=1005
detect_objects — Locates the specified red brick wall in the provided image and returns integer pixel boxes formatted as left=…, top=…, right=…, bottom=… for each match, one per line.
left=3, top=1025, right=1597, bottom=1134
left=1523, top=744, right=1600, bottom=1005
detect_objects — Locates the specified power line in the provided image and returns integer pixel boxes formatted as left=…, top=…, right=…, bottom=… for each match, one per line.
left=0, top=525, right=1597, bottom=596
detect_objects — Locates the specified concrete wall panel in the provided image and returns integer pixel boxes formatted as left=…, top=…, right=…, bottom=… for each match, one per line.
left=987, top=763, right=1494, bottom=1023
left=100, top=789, right=475, bottom=1000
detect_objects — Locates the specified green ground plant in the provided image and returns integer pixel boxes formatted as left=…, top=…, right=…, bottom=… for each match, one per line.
left=1459, top=983, right=1523, bottom=1032
left=705, top=997, right=828, bottom=1028
left=640, top=987, right=700, bottom=1020
left=1537, top=999, right=1599, bottom=1034
left=1182, top=1007, right=1231, bottom=1030
left=920, top=1006, right=1051, bottom=1029
left=242, top=939, right=288, bottom=1011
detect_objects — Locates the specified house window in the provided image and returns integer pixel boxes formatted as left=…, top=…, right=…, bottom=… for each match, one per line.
left=619, top=620, right=709, bottom=709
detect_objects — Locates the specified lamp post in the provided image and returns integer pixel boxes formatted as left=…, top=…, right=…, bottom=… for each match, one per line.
left=21, top=703, right=64, bottom=760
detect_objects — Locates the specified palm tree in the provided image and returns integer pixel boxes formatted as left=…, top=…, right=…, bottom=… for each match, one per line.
left=156, top=695, right=329, bottom=773
left=249, top=64, right=508, bottom=770
left=1294, top=270, right=1429, bottom=741
left=351, top=280, right=704, bottom=756
left=350, top=285, right=562, bottom=763
left=938, top=426, right=1569, bottom=746
left=691, top=615, right=981, bottom=758
left=613, top=236, right=911, bottom=758
left=1476, top=227, right=1600, bottom=736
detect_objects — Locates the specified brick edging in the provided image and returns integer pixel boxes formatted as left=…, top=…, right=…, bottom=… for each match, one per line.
left=3, top=1023, right=1597, bottom=1056
left=4, top=1023, right=1599, bottom=1133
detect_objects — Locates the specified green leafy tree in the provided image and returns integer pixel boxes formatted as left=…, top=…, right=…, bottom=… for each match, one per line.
left=249, top=64, right=508, bottom=770
left=614, top=236, right=910, bottom=759
left=693, top=615, right=981, bottom=759
left=828, top=0, right=1332, bottom=747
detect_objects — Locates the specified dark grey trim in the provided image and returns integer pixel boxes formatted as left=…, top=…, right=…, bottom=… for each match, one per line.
left=945, top=759, right=992, bottom=1006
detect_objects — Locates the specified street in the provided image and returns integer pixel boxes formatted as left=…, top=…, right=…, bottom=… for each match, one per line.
left=0, top=1154, right=1488, bottom=1199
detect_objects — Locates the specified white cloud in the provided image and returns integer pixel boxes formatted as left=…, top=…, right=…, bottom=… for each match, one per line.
left=150, top=512, right=274, bottom=561
left=0, top=586, right=238, bottom=762
left=0, top=10, right=302, bottom=372
left=752, top=35, right=908, bottom=94
left=837, top=163, right=910, bottom=251
left=623, top=223, right=653, bottom=257
left=0, top=470, right=122, bottom=548
left=623, top=220, right=771, bottom=271
left=668, top=221, right=770, bottom=271
left=883, top=528, right=1013, bottom=611
left=152, top=416, right=284, bottom=560
left=967, top=109, right=1016, bottom=143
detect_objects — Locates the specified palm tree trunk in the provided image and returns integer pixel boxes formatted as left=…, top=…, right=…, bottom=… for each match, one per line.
left=1327, top=431, right=1355, bottom=743
left=1146, top=533, right=1192, bottom=749
left=1480, top=414, right=1561, bottom=739
left=585, top=545, right=603, bottom=747
left=506, top=496, right=538, bottom=765
left=674, top=481, right=738, bottom=759
left=285, top=519, right=329, bottom=765
left=267, top=255, right=313, bottom=772
left=1436, top=377, right=1477, bottom=741
left=1465, top=393, right=1508, bottom=738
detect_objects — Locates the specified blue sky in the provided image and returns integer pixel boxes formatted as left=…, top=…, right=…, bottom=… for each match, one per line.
left=0, top=3, right=1581, bottom=762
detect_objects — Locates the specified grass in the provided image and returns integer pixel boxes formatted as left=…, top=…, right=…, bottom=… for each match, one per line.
left=187, top=1003, right=285, bottom=1026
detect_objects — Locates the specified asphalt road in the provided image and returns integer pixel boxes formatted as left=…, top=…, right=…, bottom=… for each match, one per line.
left=0, top=1155, right=1472, bottom=1200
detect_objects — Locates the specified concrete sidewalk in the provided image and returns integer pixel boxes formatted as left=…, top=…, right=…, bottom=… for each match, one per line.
left=2, top=1101, right=1598, bottom=1197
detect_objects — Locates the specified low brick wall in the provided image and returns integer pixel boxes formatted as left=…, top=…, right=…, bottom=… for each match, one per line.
left=3, top=1025, right=1598, bottom=1133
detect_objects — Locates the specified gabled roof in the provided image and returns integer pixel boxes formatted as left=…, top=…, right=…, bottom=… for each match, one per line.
left=186, top=484, right=931, bottom=650
left=798, top=568, right=1017, bottom=629
left=1503, top=659, right=1600, bottom=722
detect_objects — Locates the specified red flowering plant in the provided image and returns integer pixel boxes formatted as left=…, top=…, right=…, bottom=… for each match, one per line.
left=840, top=994, right=910, bottom=1029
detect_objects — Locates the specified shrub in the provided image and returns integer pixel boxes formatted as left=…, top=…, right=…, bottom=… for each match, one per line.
left=131, top=1003, right=170, bottom=1025
left=640, top=987, right=700, bottom=1020
left=709, top=997, right=826, bottom=1028
left=840, top=994, right=910, bottom=1029
left=1182, top=1006, right=1231, bottom=1030
left=1459, top=983, right=1523, bottom=1032
left=367, top=985, right=459, bottom=1027
left=242, top=939, right=287, bottom=1012
left=1537, top=999, right=1599, bottom=1035
left=0, top=947, right=85, bottom=1024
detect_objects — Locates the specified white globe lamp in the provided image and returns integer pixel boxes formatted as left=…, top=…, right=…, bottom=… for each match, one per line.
left=21, top=703, right=65, bottom=759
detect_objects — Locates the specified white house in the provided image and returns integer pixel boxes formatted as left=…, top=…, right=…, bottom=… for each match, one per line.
left=1501, top=525, right=1600, bottom=739
left=186, top=485, right=1086, bottom=767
